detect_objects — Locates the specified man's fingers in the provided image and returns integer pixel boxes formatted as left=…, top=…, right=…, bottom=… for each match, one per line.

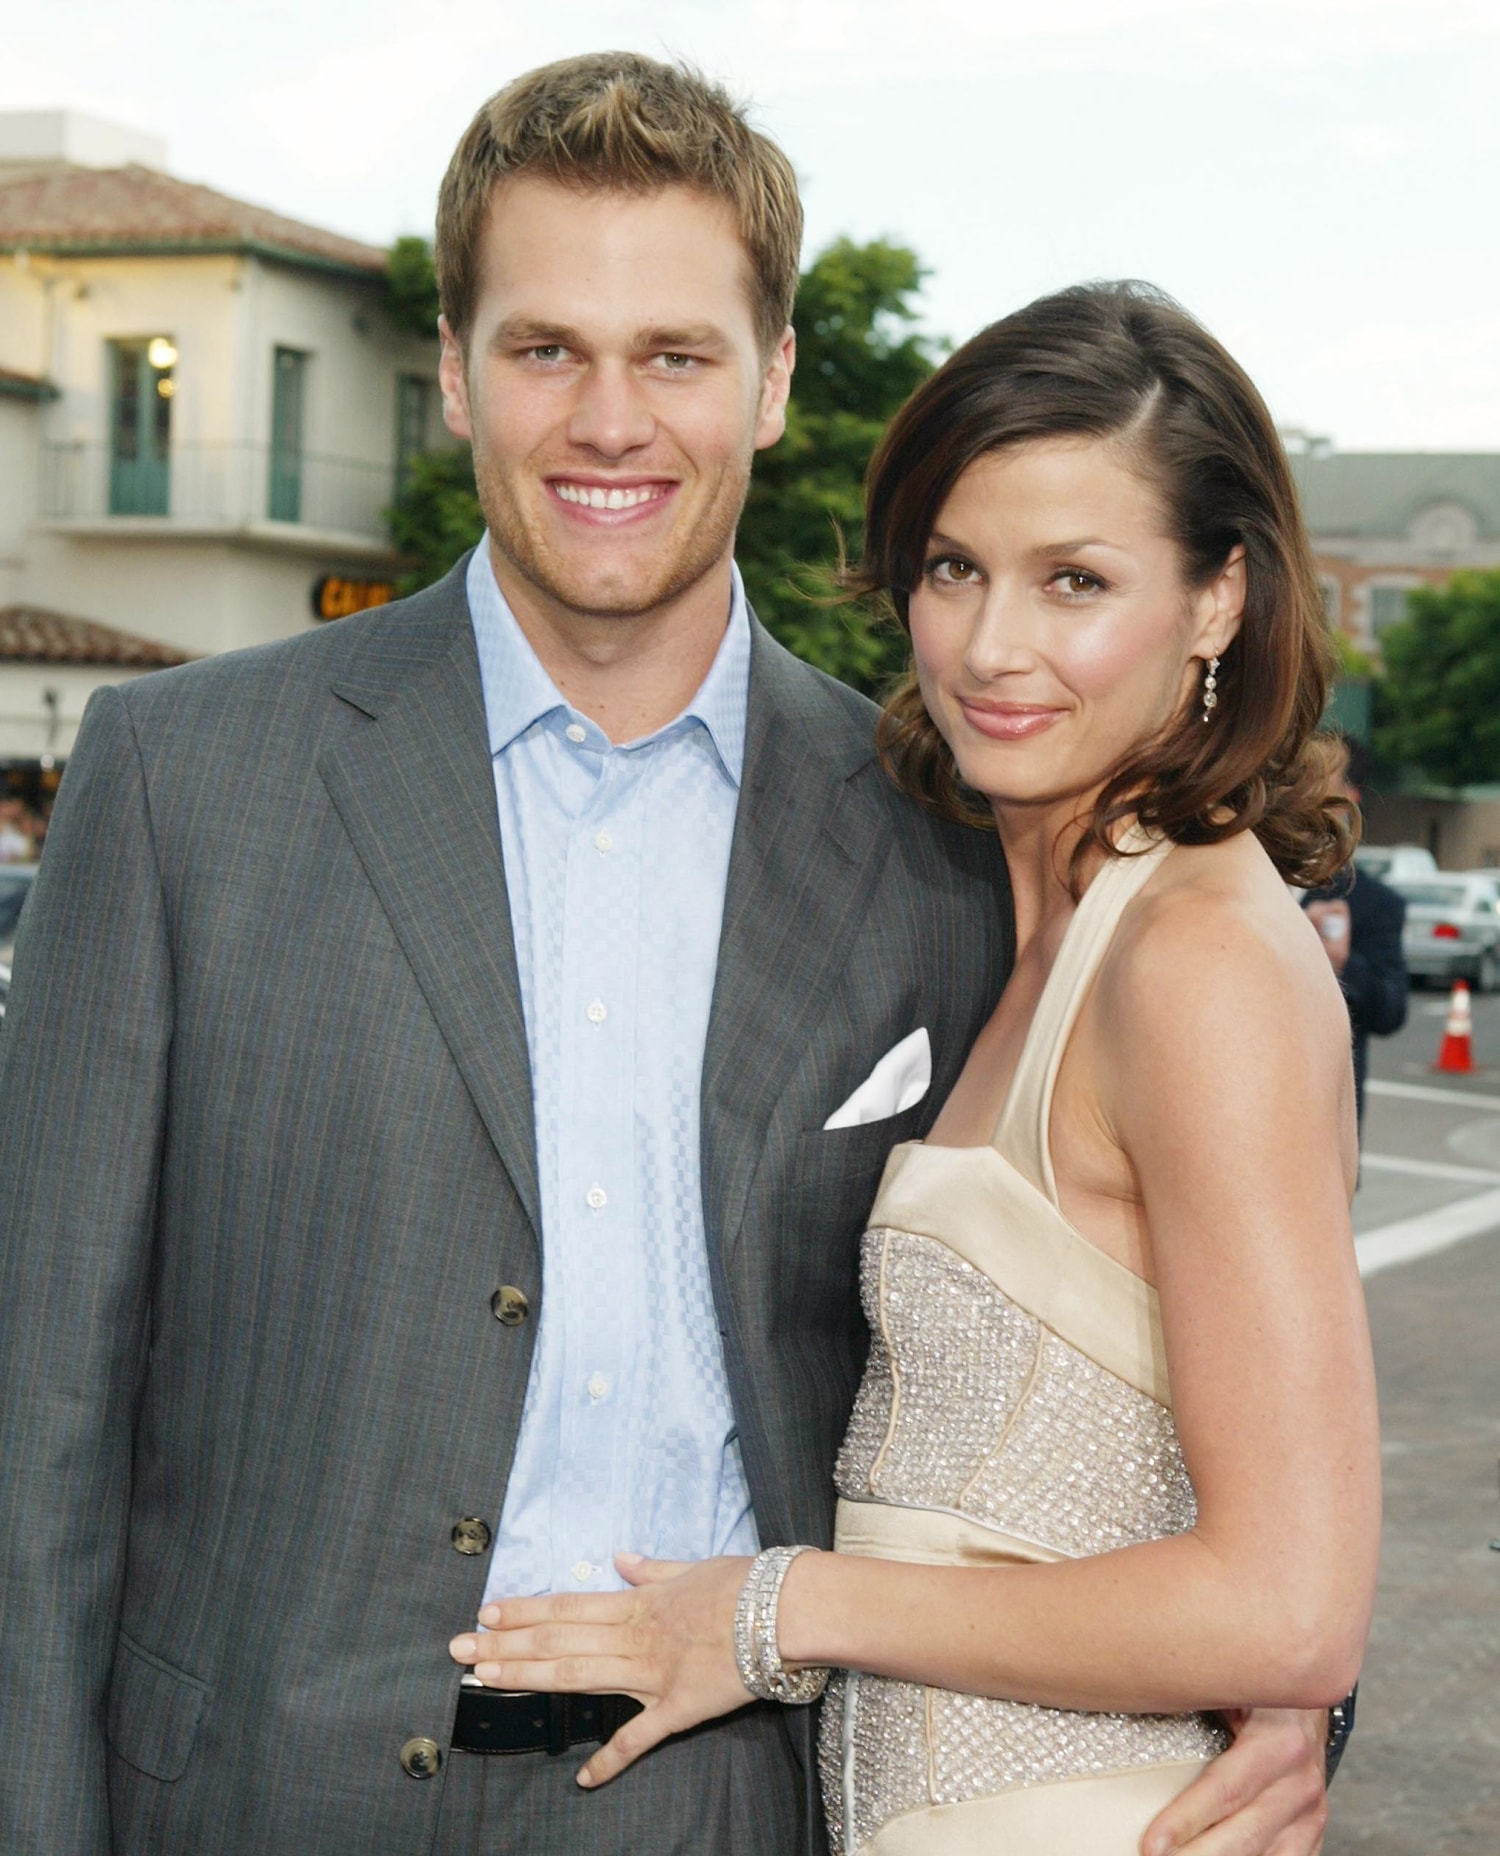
left=1142, top=1710, right=1326, bottom=1856
left=577, top=1706, right=674, bottom=1787
left=1146, top=1775, right=1326, bottom=1856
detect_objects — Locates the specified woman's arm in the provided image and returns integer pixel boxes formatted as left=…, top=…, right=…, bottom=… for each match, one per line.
left=452, top=880, right=1379, bottom=1755
left=772, top=885, right=1379, bottom=1713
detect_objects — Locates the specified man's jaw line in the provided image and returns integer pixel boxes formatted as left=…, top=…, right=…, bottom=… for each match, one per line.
left=484, top=534, right=737, bottom=652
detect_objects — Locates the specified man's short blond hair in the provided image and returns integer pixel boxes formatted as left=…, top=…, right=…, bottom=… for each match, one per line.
left=435, top=52, right=803, bottom=356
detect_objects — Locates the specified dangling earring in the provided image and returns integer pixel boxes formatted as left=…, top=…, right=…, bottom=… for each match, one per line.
left=1201, top=655, right=1220, bottom=724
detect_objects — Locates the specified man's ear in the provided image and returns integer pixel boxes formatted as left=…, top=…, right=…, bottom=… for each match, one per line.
left=438, top=315, right=474, bottom=443
left=1192, top=542, right=1247, bottom=660
left=753, top=325, right=796, bottom=453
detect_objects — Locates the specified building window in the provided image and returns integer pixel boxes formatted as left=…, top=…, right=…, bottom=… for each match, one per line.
left=395, top=375, right=433, bottom=493
left=269, top=347, right=310, bottom=523
left=109, top=335, right=175, bottom=515
left=1370, top=582, right=1416, bottom=636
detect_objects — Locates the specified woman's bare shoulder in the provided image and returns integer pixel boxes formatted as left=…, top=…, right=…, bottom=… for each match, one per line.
left=1098, top=833, right=1350, bottom=1062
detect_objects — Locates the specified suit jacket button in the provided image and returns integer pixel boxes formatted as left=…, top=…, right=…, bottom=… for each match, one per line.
left=451, top=1516, right=492, bottom=1555
left=491, top=1286, right=529, bottom=1326
left=400, top=1736, right=442, bottom=1779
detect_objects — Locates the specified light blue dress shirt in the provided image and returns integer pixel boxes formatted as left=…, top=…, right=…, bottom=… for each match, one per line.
left=466, top=542, right=760, bottom=1607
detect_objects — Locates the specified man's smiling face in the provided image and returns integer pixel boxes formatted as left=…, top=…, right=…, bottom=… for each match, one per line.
left=439, top=176, right=793, bottom=634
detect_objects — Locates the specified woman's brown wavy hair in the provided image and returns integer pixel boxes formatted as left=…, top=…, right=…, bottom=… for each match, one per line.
left=862, top=282, right=1353, bottom=888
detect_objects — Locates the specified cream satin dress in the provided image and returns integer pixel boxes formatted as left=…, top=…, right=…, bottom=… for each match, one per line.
left=821, top=834, right=1228, bottom=1855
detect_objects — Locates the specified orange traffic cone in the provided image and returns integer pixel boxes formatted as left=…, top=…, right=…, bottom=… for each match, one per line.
left=1433, top=980, right=1476, bottom=1074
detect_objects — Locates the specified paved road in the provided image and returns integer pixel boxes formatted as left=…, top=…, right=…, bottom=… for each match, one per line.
left=1323, top=985, right=1500, bottom=1854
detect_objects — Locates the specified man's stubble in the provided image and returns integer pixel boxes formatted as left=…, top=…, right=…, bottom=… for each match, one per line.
left=472, top=436, right=755, bottom=627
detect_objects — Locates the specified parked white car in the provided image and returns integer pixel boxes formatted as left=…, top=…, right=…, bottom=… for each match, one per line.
left=1393, top=872, right=1500, bottom=992
left=1354, top=844, right=1438, bottom=885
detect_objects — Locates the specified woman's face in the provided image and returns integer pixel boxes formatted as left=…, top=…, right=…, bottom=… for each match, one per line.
left=908, top=436, right=1243, bottom=824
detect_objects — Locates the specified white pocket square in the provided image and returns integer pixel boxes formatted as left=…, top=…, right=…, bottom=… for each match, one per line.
left=822, top=1027, right=931, bottom=1130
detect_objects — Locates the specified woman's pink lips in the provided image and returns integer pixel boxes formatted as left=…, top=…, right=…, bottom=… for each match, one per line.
left=959, top=701, right=1065, bottom=740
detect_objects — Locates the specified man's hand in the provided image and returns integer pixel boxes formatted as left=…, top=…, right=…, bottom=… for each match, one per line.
left=1304, top=900, right=1352, bottom=977
left=1142, top=1708, right=1328, bottom=1856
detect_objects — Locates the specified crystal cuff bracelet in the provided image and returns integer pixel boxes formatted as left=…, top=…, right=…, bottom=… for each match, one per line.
left=733, top=1544, right=830, bottom=1706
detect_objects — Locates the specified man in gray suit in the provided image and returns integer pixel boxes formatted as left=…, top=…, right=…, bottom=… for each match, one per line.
left=0, top=52, right=1334, bottom=1856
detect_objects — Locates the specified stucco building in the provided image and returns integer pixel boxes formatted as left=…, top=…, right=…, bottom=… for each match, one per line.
left=0, top=110, right=440, bottom=789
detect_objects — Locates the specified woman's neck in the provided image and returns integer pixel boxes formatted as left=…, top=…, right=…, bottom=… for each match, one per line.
left=992, top=792, right=1113, bottom=960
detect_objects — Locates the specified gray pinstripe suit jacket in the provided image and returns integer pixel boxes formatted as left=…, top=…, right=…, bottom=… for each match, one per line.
left=0, top=559, right=1010, bottom=1855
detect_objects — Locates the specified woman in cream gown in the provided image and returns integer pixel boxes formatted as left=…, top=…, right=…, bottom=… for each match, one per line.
left=451, top=283, right=1382, bottom=1855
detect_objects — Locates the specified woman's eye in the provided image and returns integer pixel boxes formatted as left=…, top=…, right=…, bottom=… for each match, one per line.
left=925, top=555, right=979, bottom=586
left=1054, top=570, right=1103, bottom=597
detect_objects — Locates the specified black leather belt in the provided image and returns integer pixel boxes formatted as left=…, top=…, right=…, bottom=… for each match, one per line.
left=451, top=1681, right=643, bottom=1756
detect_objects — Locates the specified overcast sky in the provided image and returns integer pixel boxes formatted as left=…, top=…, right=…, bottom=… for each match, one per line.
left=7, top=0, right=1498, bottom=450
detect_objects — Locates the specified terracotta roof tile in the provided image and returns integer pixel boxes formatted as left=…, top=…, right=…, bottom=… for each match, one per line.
left=0, top=606, right=196, bottom=667
left=0, top=163, right=388, bottom=274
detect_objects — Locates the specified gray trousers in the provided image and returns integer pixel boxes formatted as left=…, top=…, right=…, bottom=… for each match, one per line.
left=431, top=1705, right=808, bottom=1856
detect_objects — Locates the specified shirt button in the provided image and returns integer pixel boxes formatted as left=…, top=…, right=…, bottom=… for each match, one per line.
left=587, top=1373, right=609, bottom=1402
left=594, top=829, right=613, bottom=853
left=565, top=722, right=587, bottom=744
left=586, top=1185, right=607, bottom=1211
left=586, top=1000, right=607, bottom=1024
left=571, top=1560, right=595, bottom=1583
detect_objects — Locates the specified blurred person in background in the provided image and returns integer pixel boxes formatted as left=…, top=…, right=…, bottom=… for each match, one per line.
left=0, top=796, right=36, bottom=862
left=1301, top=734, right=1408, bottom=1130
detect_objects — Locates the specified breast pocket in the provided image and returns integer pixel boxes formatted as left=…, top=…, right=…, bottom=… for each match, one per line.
left=106, top=1632, right=208, bottom=1781
left=795, top=1101, right=926, bottom=1212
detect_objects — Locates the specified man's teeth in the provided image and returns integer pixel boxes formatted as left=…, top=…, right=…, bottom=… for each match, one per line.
left=555, top=483, right=663, bottom=510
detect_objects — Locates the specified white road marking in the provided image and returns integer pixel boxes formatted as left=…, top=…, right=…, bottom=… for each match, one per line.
left=1367, top=1079, right=1500, bottom=1113
left=1356, top=1186, right=1500, bottom=1277
left=1361, top=1152, right=1500, bottom=1185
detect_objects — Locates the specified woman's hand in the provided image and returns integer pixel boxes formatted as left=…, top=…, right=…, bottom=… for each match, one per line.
left=448, top=1552, right=754, bottom=1786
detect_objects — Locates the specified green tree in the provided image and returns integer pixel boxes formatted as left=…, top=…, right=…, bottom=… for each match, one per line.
left=385, top=234, right=441, bottom=338
left=386, top=447, right=482, bottom=593
left=738, top=238, right=940, bottom=691
left=383, top=235, right=941, bottom=685
left=1374, top=570, right=1500, bottom=785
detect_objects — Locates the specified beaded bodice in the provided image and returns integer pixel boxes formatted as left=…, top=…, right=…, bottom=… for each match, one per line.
left=821, top=834, right=1229, bottom=1856
left=835, top=1225, right=1198, bottom=1554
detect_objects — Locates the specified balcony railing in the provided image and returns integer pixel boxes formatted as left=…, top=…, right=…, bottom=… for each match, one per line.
left=39, top=442, right=397, bottom=543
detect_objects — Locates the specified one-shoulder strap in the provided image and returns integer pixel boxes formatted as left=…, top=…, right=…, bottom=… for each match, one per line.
left=993, top=827, right=1175, bottom=1206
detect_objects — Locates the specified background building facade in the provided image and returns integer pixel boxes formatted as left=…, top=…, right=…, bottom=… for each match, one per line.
left=0, top=110, right=440, bottom=783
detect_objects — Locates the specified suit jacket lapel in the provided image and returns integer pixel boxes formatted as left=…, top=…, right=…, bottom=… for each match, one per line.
left=701, top=620, right=887, bottom=1264
left=318, top=575, right=541, bottom=1242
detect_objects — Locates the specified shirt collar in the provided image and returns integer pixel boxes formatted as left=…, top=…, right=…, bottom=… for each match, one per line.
left=466, top=539, right=750, bottom=787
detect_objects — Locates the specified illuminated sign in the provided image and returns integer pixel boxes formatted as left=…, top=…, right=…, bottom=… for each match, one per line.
left=311, top=575, right=397, bottom=622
